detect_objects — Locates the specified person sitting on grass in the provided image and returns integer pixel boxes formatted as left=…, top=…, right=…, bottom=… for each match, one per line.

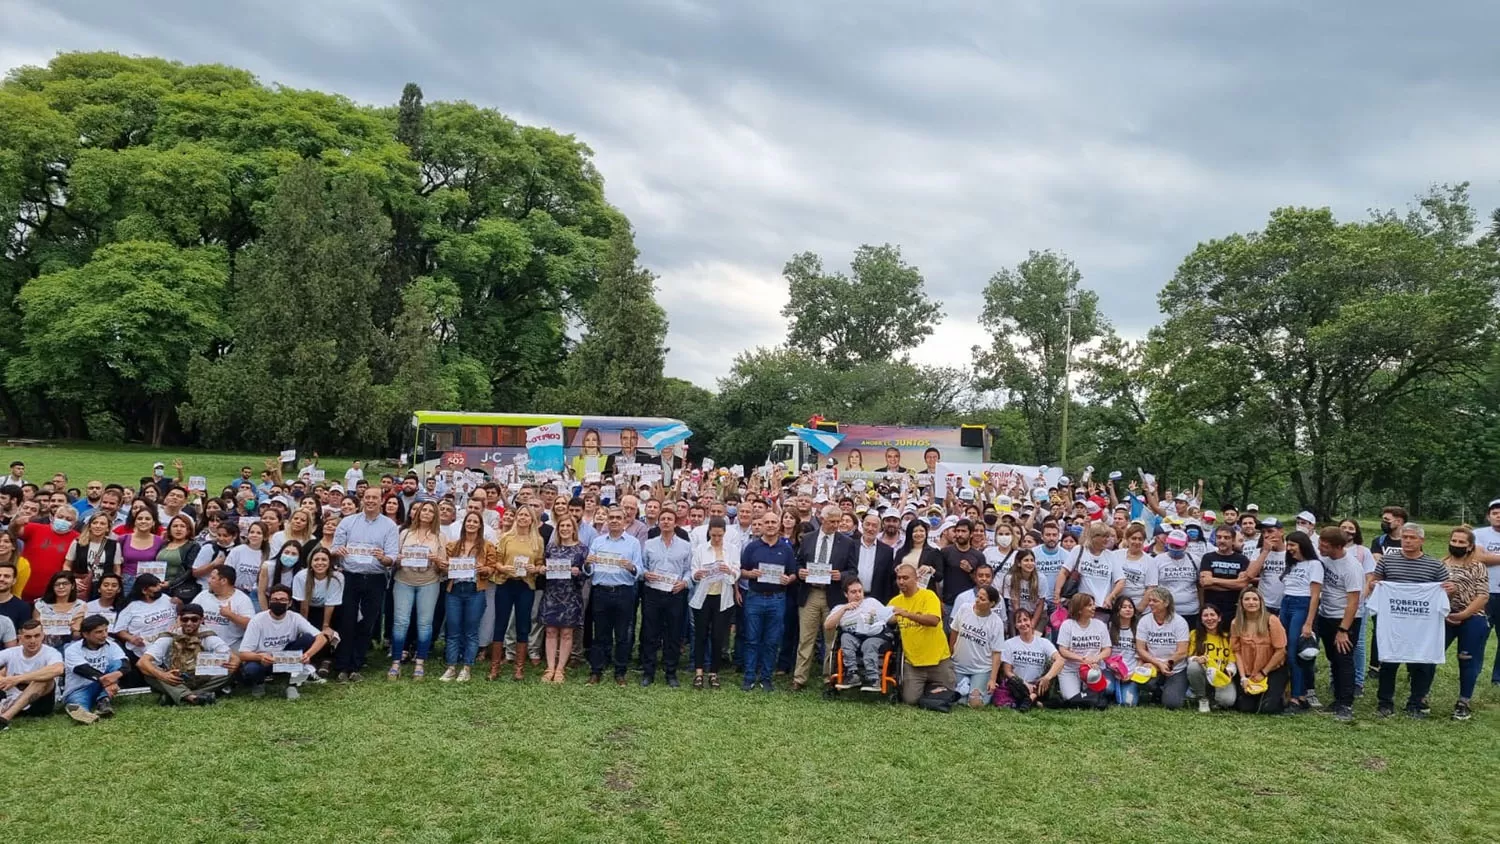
left=237, top=584, right=328, bottom=701
left=824, top=577, right=892, bottom=692
left=60, top=614, right=126, bottom=724
left=1186, top=604, right=1237, bottom=713
left=888, top=562, right=956, bottom=705
left=139, top=604, right=236, bottom=706
left=1136, top=586, right=1190, bottom=710
left=999, top=610, right=1062, bottom=712
left=947, top=584, right=1006, bottom=707
left=1054, top=592, right=1112, bottom=709
left=1228, top=589, right=1288, bottom=715
left=0, top=619, right=64, bottom=731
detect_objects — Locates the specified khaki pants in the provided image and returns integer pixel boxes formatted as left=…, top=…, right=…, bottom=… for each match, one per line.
left=147, top=673, right=232, bottom=705
left=793, top=589, right=830, bottom=686
left=900, top=658, right=956, bottom=706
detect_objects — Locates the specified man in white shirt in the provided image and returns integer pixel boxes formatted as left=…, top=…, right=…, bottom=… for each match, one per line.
left=343, top=460, right=365, bottom=492
left=0, top=620, right=64, bottom=729
left=238, top=585, right=328, bottom=700
left=138, top=603, right=236, bottom=706
left=824, top=578, right=893, bottom=691
left=194, top=564, right=255, bottom=651
left=61, top=615, right=127, bottom=723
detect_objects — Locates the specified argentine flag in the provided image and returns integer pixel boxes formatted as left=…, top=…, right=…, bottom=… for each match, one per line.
left=641, top=422, right=693, bottom=451
left=787, top=425, right=845, bottom=454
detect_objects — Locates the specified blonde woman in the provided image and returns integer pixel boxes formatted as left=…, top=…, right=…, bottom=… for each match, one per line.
left=539, top=514, right=588, bottom=683
left=491, top=506, right=544, bottom=681
left=389, top=500, right=446, bottom=680
left=1229, top=588, right=1288, bottom=714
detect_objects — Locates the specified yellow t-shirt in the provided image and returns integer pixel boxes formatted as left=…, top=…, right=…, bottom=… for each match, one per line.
left=1189, top=630, right=1234, bottom=673
left=888, top=588, right=950, bottom=667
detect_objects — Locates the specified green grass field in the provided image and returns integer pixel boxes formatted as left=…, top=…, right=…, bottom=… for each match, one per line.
left=1, top=444, right=1496, bottom=843
left=0, top=442, right=377, bottom=493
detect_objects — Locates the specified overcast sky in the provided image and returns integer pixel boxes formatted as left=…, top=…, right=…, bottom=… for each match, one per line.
left=5, top=1, right=1499, bottom=388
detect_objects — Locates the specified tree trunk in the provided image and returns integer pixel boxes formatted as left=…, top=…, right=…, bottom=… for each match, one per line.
left=0, top=385, right=23, bottom=437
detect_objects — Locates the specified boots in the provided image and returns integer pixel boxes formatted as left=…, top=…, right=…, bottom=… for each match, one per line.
left=513, top=648, right=526, bottom=682
left=487, top=644, right=504, bottom=681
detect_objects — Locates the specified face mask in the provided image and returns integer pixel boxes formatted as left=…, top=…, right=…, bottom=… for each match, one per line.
left=51, top=518, right=71, bottom=533
left=983, top=514, right=997, bottom=526
left=1167, top=548, right=1185, bottom=559
left=726, top=507, right=738, bottom=518
left=245, top=499, right=257, bottom=511
left=153, top=468, right=164, bottom=478
left=280, top=553, right=298, bottom=565
left=995, top=534, right=1013, bottom=548
left=268, top=602, right=290, bottom=617
left=1449, top=544, right=1470, bottom=558
left=1186, top=529, right=1201, bottom=541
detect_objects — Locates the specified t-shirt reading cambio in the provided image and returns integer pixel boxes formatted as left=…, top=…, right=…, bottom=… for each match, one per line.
left=110, top=596, right=177, bottom=656
left=240, top=610, right=320, bottom=654
left=191, top=589, right=255, bottom=650
left=1001, top=635, right=1057, bottom=684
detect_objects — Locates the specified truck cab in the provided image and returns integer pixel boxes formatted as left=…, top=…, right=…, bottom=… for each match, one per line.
left=769, top=436, right=808, bottom=473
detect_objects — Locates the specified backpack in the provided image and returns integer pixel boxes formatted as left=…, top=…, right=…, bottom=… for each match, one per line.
left=917, top=682, right=960, bottom=713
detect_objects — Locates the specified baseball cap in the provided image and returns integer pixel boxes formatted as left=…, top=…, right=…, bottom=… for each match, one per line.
left=1165, top=529, right=1188, bottom=549
left=1058, top=475, right=1071, bottom=486
left=1202, top=510, right=1216, bottom=523
left=938, top=515, right=959, bottom=534
left=1245, top=503, right=1260, bottom=513
left=1243, top=676, right=1269, bottom=695
left=1173, top=492, right=1189, bottom=502
left=1049, top=604, right=1070, bottom=630
left=1079, top=664, right=1108, bottom=692
left=1297, top=635, right=1319, bottom=661
left=1103, top=654, right=1130, bottom=679
left=1206, top=665, right=1233, bottom=688
left=958, top=488, right=975, bottom=501
left=1295, top=510, right=1316, bottom=525
left=1129, top=664, right=1157, bottom=683
left=1108, top=470, right=1123, bottom=481
left=1258, top=517, right=1282, bottom=529
left=1488, top=498, right=1500, bottom=512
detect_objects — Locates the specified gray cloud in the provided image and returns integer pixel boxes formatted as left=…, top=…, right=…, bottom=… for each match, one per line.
left=5, top=0, right=1499, bottom=387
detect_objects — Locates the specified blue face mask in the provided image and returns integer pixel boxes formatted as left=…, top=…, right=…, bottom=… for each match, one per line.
left=726, top=507, right=738, bottom=518
left=1168, top=548, right=1186, bottom=559
left=1186, top=529, right=1201, bottom=541
left=928, top=516, right=940, bottom=528
left=279, top=552, right=298, bottom=565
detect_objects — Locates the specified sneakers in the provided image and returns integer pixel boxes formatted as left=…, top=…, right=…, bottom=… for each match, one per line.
left=1305, top=691, right=1323, bottom=710
left=440, top=666, right=459, bottom=682
left=859, top=684, right=880, bottom=693
left=761, top=679, right=774, bottom=692
left=1377, top=704, right=1394, bottom=718
left=1453, top=700, right=1472, bottom=722
left=665, top=675, right=680, bottom=689
left=835, top=679, right=860, bottom=691
left=458, top=667, right=471, bottom=683
left=1197, top=699, right=1211, bottom=714
left=285, top=686, right=301, bottom=701
left=0, top=715, right=10, bottom=731
left=95, top=698, right=114, bottom=719
left=348, top=672, right=364, bottom=683
left=1353, top=683, right=1364, bottom=698
left=66, top=703, right=99, bottom=725
left=1333, top=705, right=1354, bottom=722
left=741, top=680, right=755, bottom=692
left=588, top=674, right=602, bottom=686
left=336, top=671, right=350, bottom=683
left=1405, top=705, right=1427, bottom=720
left=251, top=683, right=267, bottom=698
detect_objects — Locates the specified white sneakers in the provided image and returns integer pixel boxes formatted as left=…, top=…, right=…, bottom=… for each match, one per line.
left=1198, top=699, right=1211, bottom=714
left=439, top=666, right=459, bottom=682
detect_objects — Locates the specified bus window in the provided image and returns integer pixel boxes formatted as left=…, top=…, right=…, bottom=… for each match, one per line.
left=424, top=426, right=456, bottom=454
left=497, top=427, right=526, bottom=447
left=460, top=426, right=494, bottom=447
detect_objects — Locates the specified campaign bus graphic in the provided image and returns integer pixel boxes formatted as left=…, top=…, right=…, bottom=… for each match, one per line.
left=407, top=411, right=689, bottom=479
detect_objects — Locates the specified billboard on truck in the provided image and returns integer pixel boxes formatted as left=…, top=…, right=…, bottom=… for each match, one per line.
left=826, top=424, right=984, bottom=473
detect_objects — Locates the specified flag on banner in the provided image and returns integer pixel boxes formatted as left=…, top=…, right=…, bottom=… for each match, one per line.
left=641, top=422, right=692, bottom=450
left=526, top=422, right=566, bottom=472
left=787, top=425, right=845, bottom=455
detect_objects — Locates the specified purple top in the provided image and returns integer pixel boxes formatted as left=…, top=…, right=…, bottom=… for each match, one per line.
left=118, top=534, right=165, bottom=577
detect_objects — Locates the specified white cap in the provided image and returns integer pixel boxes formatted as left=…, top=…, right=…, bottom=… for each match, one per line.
left=958, top=488, right=975, bottom=501
left=1059, top=475, right=1072, bottom=486
left=1245, top=503, right=1260, bottom=512
left=938, top=515, right=959, bottom=534
left=1296, top=510, right=1316, bottom=525
left=1174, top=492, right=1189, bottom=502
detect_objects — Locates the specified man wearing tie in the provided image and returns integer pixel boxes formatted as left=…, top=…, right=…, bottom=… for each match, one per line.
left=792, top=504, right=858, bottom=690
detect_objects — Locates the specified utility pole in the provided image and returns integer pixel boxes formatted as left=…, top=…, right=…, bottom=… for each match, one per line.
left=1060, top=295, right=1077, bottom=468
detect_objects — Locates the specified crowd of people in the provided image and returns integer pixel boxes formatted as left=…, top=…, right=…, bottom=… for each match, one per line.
left=0, top=447, right=1493, bottom=731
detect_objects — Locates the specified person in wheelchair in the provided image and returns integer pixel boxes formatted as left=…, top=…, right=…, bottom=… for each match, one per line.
left=824, top=577, right=893, bottom=692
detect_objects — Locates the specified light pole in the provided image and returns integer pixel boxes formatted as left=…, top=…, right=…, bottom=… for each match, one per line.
left=1059, top=295, right=1078, bottom=468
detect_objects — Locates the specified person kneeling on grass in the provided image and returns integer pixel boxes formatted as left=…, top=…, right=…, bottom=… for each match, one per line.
left=1136, top=586, right=1190, bottom=710
left=825, top=577, right=892, bottom=692
left=947, top=585, right=1007, bottom=707
left=0, top=620, right=64, bottom=731
left=888, top=563, right=956, bottom=706
left=61, top=614, right=126, bottom=724
left=139, top=604, right=237, bottom=706
left=237, top=584, right=328, bottom=701
left=999, top=611, right=1062, bottom=712
left=1185, top=605, right=1237, bottom=713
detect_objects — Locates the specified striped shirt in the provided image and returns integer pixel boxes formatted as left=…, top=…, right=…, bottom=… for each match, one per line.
left=1374, top=549, right=1449, bottom=584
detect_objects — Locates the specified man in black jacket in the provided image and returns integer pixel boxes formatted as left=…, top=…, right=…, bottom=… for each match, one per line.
left=602, top=427, right=660, bottom=477
left=792, top=504, right=858, bottom=690
left=856, top=512, right=899, bottom=604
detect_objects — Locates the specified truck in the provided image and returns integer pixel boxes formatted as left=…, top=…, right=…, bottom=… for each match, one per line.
left=769, top=422, right=992, bottom=477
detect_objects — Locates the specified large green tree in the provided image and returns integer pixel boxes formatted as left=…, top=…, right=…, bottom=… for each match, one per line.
left=1152, top=186, right=1499, bottom=517
left=781, top=244, right=942, bottom=368
left=10, top=241, right=226, bottom=444
left=976, top=250, right=1106, bottom=466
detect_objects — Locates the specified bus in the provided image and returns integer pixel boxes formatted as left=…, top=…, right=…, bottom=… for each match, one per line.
left=407, top=411, right=689, bottom=480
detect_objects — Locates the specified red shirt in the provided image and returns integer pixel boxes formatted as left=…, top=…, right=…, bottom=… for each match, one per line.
left=15, top=521, right=79, bottom=601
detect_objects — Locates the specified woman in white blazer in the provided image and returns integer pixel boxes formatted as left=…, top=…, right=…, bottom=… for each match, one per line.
left=689, top=517, right=740, bottom=690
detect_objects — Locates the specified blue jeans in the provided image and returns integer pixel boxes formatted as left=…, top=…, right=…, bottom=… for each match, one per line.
left=1112, top=677, right=1139, bottom=706
left=1488, top=594, right=1500, bottom=684
left=493, top=581, right=535, bottom=648
left=742, top=591, right=786, bottom=684
left=1279, top=595, right=1313, bottom=698
left=390, top=580, right=440, bottom=661
left=1446, top=613, right=1490, bottom=699
left=63, top=657, right=123, bottom=711
left=444, top=582, right=487, bottom=666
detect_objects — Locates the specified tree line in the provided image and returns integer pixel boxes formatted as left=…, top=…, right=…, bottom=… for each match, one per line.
left=4, top=53, right=1498, bottom=520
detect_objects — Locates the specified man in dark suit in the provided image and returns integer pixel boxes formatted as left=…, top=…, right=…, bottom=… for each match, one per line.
left=791, top=504, right=858, bottom=690
left=603, top=427, right=659, bottom=478
left=856, top=511, right=899, bottom=604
